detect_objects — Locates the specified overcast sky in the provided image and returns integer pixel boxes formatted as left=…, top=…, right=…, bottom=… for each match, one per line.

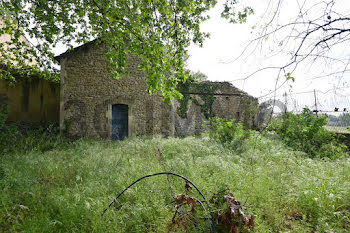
left=187, top=0, right=350, bottom=112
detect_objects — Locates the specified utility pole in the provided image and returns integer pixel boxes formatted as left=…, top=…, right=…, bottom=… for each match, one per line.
left=314, top=89, right=318, bottom=117
left=283, top=92, right=288, bottom=114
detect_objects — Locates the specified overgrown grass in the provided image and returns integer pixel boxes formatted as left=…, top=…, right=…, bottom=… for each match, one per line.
left=0, top=127, right=349, bottom=232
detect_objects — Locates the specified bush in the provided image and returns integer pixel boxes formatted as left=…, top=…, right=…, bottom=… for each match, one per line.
left=203, top=117, right=249, bottom=148
left=269, top=108, right=347, bottom=158
left=0, top=109, right=21, bottom=153
left=0, top=110, right=69, bottom=154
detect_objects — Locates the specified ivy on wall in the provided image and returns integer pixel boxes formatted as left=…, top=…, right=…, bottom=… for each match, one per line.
left=177, top=80, right=218, bottom=119
left=177, top=81, right=192, bottom=118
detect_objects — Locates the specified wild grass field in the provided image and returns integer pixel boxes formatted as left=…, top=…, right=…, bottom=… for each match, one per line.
left=0, top=122, right=349, bottom=232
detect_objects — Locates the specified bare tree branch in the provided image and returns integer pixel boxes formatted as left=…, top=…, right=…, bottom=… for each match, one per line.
left=225, top=0, right=350, bottom=98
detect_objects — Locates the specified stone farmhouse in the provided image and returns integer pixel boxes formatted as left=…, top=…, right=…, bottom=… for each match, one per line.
left=55, top=41, right=257, bottom=140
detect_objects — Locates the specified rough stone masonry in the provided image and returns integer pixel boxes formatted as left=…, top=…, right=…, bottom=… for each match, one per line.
left=55, top=41, right=257, bottom=139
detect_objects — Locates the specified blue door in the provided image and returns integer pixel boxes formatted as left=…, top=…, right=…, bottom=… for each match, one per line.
left=112, top=104, right=128, bottom=140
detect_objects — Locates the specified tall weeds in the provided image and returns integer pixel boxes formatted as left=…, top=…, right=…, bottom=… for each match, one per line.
left=0, top=115, right=349, bottom=232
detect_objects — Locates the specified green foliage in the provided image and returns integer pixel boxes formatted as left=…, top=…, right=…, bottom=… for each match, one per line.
left=0, top=64, right=59, bottom=84
left=204, top=117, right=249, bottom=148
left=177, top=80, right=217, bottom=118
left=0, top=131, right=349, bottom=232
left=189, top=70, right=208, bottom=82
left=0, top=1, right=251, bottom=101
left=221, top=0, right=254, bottom=24
left=0, top=109, right=20, bottom=153
left=191, top=82, right=217, bottom=119
left=285, top=72, right=295, bottom=82
left=0, top=0, right=216, bottom=101
left=176, top=79, right=192, bottom=118
left=269, top=108, right=347, bottom=158
left=0, top=116, right=68, bottom=154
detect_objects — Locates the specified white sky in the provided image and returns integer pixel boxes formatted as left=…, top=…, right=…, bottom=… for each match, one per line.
left=186, top=0, right=350, bottom=112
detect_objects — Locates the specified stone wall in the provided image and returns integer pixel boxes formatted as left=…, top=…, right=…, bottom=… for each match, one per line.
left=58, top=42, right=174, bottom=138
left=58, top=41, right=257, bottom=139
left=0, top=77, right=59, bottom=124
left=175, top=82, right=257, bottom=136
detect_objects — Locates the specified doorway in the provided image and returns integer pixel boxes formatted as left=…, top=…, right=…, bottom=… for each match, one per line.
left=112, top=104, right=128, bottom=140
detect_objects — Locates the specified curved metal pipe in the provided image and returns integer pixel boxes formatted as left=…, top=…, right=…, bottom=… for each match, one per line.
left=102, top=172, right=215, bottom=232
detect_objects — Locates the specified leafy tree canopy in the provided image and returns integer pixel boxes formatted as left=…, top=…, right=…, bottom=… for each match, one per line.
left=0, top=0, right=251, bottom=102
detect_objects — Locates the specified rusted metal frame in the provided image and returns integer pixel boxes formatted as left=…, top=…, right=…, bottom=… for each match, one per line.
left=102, top=172, right=216, bottom=233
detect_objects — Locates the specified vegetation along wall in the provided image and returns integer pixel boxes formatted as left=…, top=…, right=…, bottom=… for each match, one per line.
left=0, top=77, right=59, bottom=124
left=175, top=81, right=258, bottom=136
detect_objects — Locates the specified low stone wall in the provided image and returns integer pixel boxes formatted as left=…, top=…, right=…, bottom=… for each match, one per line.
left=0, top=77, right=60, bottom=124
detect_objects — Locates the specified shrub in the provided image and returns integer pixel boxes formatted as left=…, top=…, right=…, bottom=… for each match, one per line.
left=269, top=108, right=347, bottom=158
left=203, top=117, right=249, bottom=148
left=0, top=109, right=21, bottom=153
left=0, top=109, right=69, bottom=153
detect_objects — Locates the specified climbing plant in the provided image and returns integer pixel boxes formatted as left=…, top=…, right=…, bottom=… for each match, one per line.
left=177, top=80, right=218, bottom=119
left=191, top=82, right=218, bottom=119
left=176, top=80, right=192, bottom=118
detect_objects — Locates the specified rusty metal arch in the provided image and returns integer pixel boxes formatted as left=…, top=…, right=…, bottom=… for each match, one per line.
left=103, top=172, right=215, bottom=233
